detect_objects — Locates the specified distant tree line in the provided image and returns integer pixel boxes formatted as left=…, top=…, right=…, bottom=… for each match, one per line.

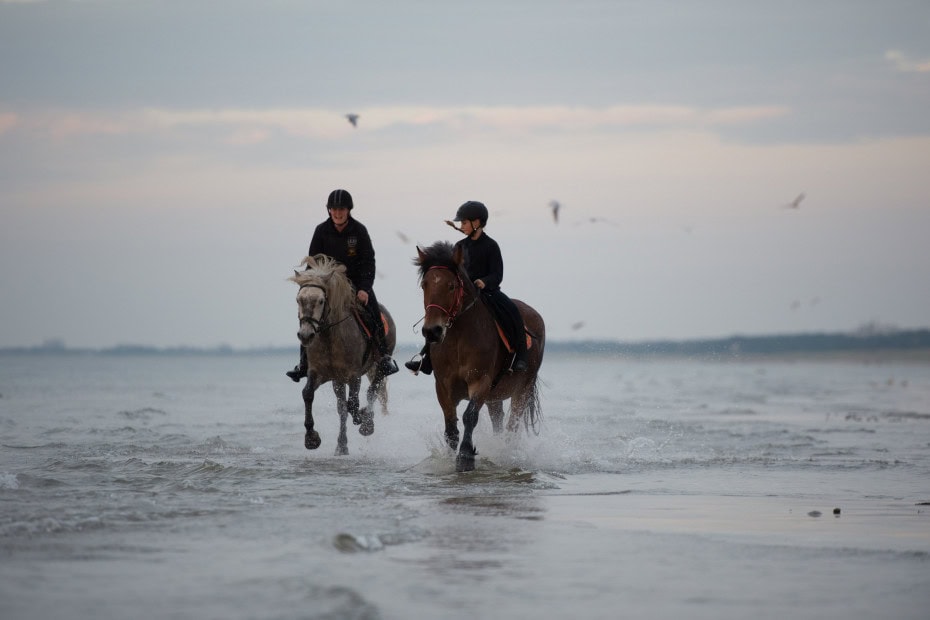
left=546, top=329, right=930, bottom=358
left=2, top=328, right=929, bottom=358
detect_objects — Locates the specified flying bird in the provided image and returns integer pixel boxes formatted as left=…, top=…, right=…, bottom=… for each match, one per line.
left=548, top=200, right=561, bottom=224
left=345, top=113, right=359, bottom=128
left=577, top=216, right=619, bottom=227
left=783, top=192, right=805, bottom=209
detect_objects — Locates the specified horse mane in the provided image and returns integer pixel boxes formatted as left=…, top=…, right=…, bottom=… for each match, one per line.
left=414, top=241, right=465, bottom=280
left=289, top=254, right=357, bottom=312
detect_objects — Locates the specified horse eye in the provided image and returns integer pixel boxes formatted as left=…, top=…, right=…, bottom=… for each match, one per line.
left=447, top=282, right=455, bottom=291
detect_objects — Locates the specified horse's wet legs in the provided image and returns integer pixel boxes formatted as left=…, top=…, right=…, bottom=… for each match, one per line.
left=487, top=402, right=505, bottom=434
left=444, top=419, right=459, bottom=452
left=507, top=386, right=534, bottom=433
left=457, top=399, right=481, bottom=472
left=332, top=381, right=349, bottom=456
left=354, top=376, right=374, bottom=437
left=362, top=368, right=384, bottom=418
left=303, top=375, right=322, bottom=450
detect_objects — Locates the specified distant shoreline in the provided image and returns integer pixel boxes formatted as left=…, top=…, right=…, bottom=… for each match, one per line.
left=3, top=328, right=929, bottom=363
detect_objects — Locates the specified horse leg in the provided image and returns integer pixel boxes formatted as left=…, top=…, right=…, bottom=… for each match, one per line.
left=436, top=384, right=460, bottom=451
left=487, top=401, right=505, bottom=434
left=332, top=381, right=349, bottom=456
left=303, top=374, right=322, bottom=450
left=456, top=398, right=483, bottom=472
left=351, top=377, right=374, bottom=436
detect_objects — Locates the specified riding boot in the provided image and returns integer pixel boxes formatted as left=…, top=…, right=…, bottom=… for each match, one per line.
left=405, top=344, right=433, bottom=375
left=371, top=315, right=398, bottom=377
left=286, top=346, right=308, bottom=382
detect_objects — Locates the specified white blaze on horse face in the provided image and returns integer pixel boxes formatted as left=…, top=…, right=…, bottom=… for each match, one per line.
left=421, top=270, right=456, bottom=343
left=296, top=287, right=326, bottom=344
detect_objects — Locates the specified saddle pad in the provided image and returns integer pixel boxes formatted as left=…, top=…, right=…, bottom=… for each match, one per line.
left=354, top=309, right=390, bottom=340
left=495, top=323, right=532, bottom=353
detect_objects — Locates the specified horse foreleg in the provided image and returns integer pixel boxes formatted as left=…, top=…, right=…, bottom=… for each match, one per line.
left=487, top=401, right=505, bottom=434
left=332, top=381, right=349, bottom=456
left=303, top=374, right=322, bottom=450
left=436, top=384, right=459, bottom=452
left=350, top=377, right=373, bottom=437
left=456, top=399, right=482, bottom=472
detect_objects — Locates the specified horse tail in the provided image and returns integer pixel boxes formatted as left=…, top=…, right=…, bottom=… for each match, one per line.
left=522, top=373, right=543, bottom=435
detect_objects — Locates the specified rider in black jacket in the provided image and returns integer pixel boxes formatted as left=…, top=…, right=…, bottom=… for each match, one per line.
left=287, top=189, right=399, bottom=381
left=406, top=200, right=528, bottom=375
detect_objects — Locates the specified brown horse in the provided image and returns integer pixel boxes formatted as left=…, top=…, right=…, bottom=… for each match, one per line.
left=414, top=241, right=545, bottom=471
left=290, top=255, right=395, bottom=455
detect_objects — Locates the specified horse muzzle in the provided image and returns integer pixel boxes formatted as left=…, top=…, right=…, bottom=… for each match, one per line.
left=298, top=326, right=317, bottom=346
left=422, top=324, right=446, bottom=344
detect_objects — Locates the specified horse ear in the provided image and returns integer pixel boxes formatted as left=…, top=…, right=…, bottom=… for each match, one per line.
left=452, top=243, right=464, bottom=266
left=416, top=246, right=427, bottom=264
left=305, top=255, right=318, bottom=270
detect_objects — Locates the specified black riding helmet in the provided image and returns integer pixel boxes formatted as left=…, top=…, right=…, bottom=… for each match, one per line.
left=327, top=189, right=353, bottom=210
left=453, top=200, right=488, bottom=228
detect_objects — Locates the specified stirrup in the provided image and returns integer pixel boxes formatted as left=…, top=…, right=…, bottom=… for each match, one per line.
left=404, top=355, right=423, bottom=375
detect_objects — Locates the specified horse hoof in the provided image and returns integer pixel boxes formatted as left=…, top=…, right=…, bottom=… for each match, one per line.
left=335, top=445, right=349, bottom=456
left=359, top=420, right=374, bottom=436
left=305, top=431, right=321, bottom=450
left=455, top=454, right=476, bottom=473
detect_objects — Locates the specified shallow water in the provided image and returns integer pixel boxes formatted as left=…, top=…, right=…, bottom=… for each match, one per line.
left=1, top=352, right=928, bottom=619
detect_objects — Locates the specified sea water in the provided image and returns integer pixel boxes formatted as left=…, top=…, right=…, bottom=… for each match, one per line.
left=1, top=351, right=928, bottom=619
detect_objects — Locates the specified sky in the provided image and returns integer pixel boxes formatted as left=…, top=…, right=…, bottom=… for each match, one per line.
left=1, top=0, right=929, bottom=349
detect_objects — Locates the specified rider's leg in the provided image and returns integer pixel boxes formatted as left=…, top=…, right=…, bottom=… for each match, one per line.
left=286, top=346, right=308, bottom=382
left=366, top=297, right=398, bottom=377
left=405, top=343, right=432, bottom=375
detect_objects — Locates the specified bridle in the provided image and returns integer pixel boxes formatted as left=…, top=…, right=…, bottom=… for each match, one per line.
left=422, top=266, right=477, bottom=327
left=298, top=283, right=351, bottom=334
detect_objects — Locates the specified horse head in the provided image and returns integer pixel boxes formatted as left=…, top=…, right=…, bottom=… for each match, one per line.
left=415, top=242, right=471, bottom=344
left=290, top=255, right=351, bottom=346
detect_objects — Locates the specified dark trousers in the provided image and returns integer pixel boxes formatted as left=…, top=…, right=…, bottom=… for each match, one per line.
left=481, top=289, right=527, bottom=358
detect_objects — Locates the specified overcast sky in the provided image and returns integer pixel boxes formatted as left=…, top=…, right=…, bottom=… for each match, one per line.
left=1, top=0, right=929, bottom=348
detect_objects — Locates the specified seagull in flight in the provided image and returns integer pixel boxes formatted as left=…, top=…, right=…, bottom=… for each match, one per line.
left=345, top=113, right=359, bottom=128
left=548, top=200, right=561, bottom=224
left=783, top=192, right=805, bottom=209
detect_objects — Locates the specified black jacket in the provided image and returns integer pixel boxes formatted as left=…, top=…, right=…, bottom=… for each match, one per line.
left=308, top=217, right=376, bottom=294
left=454, top=233, right=503, bottom=292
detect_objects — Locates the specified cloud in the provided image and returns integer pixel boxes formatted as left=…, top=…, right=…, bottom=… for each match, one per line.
left=884, top=50, right=930, bottom=73
left=4, top=104, right=790, bottom=143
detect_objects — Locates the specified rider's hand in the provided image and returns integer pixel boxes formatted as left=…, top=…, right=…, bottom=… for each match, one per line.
left=357, top=290, right=369, bottom=305
left=474, top=279, right=485, bottom=289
